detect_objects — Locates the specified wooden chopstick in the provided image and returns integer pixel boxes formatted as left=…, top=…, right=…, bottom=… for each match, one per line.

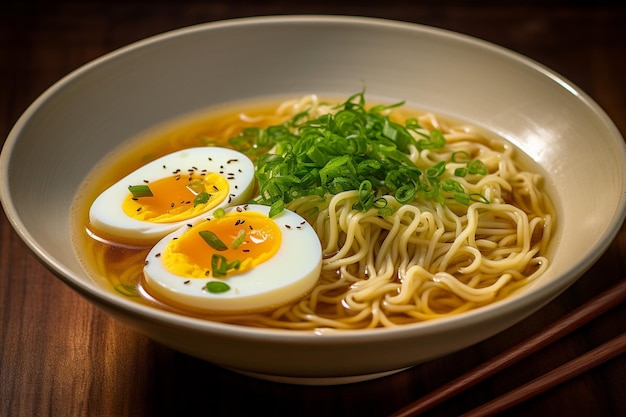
left=460, top=331, right=626, bottom=417
left=389, top=278, right=626, bottom=417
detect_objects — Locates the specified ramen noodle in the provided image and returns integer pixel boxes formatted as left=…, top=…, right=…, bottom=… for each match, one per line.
left=74, top=92, right=555, bottom=330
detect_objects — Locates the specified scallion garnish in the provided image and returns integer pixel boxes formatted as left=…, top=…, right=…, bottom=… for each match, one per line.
left=467, top=159, right=488, bottom=175
left=211, top=254, right=241, bottom=277
left=268, top=198, right=285, bottom=218
left=451, top=151, right=471, bottom=163
left=441, top=179, right=465, bottom=193
left=213, top=208, right=226, bottom=218
left=193, top=191, right=210, bottom=207
left=228, top=90, right=488, bottom=215
left=128, top=184, right=153, bottom=198
left=454, top=158, right=488, bottom=178
left=205, top=281, right=231, bottom=293
left=426, top=161, right=447, bottom=179
left=231, top=229, right=246, bottom=249
left=454, top=167, right=469, bottom=177
left=198, top=230, right=228, bottom=251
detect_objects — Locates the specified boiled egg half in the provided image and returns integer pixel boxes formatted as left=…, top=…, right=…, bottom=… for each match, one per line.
left=89, top=147, right=255, bottom=244
left=143, top=204, right=322, bottom=313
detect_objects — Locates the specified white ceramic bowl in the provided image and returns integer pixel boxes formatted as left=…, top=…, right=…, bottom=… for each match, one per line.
left=2, top=16, right=625, bottom=385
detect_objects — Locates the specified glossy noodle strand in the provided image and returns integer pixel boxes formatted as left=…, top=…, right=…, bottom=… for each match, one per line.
left=78, top=94, right=554, bottom=330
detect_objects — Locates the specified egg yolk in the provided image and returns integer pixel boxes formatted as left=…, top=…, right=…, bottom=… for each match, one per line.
left=161, top=210, right=282, bottom=278
left=122, top=172, right=229, bottom=223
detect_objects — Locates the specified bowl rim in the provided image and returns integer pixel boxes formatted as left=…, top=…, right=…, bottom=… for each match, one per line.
left=2, top=14, right=626, bottom=342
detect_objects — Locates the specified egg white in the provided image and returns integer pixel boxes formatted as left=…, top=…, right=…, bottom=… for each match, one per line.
left=143, top=204, right=322, bottom=314
left=89, top=147, right=255, bottom=243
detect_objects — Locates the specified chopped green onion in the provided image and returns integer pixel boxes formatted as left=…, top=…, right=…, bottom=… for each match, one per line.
left=211, top=254, right=241, bottom=277
left=231, top=229, right=246, bottom=250
left=205, top=281, right=231, bottom=293
left=467, top=159, right=488, bottom=175
left=416, top=129, right=446, bottom=149
left=382, top=119, right=398, bottom=140
left=451, top=151, right=471, bottom=163
left=454, top=193, right=471, bottom=205
left=198, top=230, right=228, bottom=251
left=395, top=184, right=416, bottom=204
left=441, top=179, right=464, bottom=193
left=128, top=184, right=153, bottom=198
left=213, top=208, right=226, bottom=218
left=193, top=191, right=210, bottom=207
left=357, top=180, right=374, bottom=211
left=229, top=91, right=489, bottom=214
left=470, top=193, right=490, bottom=204
left=454, top=192, right=490, bottom=205
left=426, top=161, right=446, bottom=179
left=269, top=199, right=284, bottom=218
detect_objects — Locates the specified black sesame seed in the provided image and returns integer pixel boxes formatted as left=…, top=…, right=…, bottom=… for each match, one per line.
left=184, top=280, right=191, bottom=285
left=155, top=253, right=161, bottom=257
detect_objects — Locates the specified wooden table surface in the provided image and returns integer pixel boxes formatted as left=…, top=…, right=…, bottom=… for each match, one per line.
left=1, top=2, right=625, bottom=416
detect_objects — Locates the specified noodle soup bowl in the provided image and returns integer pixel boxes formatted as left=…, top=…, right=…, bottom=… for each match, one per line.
left=1, top=16, right=625, bottom=384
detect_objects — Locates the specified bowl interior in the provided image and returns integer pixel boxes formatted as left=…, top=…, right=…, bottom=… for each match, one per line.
left=2, top=16, right=625, bottom=377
